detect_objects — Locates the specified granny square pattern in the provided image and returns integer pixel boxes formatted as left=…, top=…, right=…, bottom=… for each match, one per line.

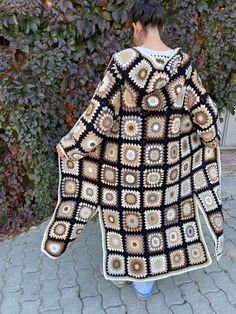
left=41, top=46, right=224, bottom=282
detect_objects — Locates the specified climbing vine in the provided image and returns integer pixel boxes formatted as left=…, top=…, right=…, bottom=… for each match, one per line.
left=0, top=0, right=235, bottom=237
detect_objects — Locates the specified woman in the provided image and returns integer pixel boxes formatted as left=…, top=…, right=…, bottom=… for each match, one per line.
left=41, top=0, right=224, bottom=301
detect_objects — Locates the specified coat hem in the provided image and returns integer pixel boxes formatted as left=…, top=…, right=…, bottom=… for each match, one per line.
left=98, top=200, right=213, bottom=282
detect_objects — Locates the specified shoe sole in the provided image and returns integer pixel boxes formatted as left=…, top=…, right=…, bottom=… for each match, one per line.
left=136, top=294, right=150, bottom=301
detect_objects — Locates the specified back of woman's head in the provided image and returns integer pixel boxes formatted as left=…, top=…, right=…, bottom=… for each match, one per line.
left=128, top=0, right=166, bottom=34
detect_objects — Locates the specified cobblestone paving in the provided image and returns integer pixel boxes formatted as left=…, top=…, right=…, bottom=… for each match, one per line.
left=0, top=174, right=236, bottom=314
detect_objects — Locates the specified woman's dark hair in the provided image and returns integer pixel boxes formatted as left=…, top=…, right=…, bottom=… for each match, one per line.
left=128, top=0, right=166, bottom=35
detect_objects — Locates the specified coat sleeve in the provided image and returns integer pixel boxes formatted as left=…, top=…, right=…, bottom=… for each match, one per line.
left=184, top=62, right=222, bottom=148
left=59, top=52, right=124, bottom=161
left=40, top=53, right=124, bottom=259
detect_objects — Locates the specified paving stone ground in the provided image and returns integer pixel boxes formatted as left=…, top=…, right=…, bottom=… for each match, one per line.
left=0, top=173, right=236, bottom=314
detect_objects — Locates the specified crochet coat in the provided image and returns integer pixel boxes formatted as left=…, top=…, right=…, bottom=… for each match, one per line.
left=41, top=46, right=224, bottom=282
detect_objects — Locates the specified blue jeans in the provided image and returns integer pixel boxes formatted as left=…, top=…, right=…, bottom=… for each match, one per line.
left=112, top=278, right=155, bottom=296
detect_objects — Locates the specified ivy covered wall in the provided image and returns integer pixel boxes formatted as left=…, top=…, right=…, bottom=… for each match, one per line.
left=0, top=0, right=235, bottom=236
